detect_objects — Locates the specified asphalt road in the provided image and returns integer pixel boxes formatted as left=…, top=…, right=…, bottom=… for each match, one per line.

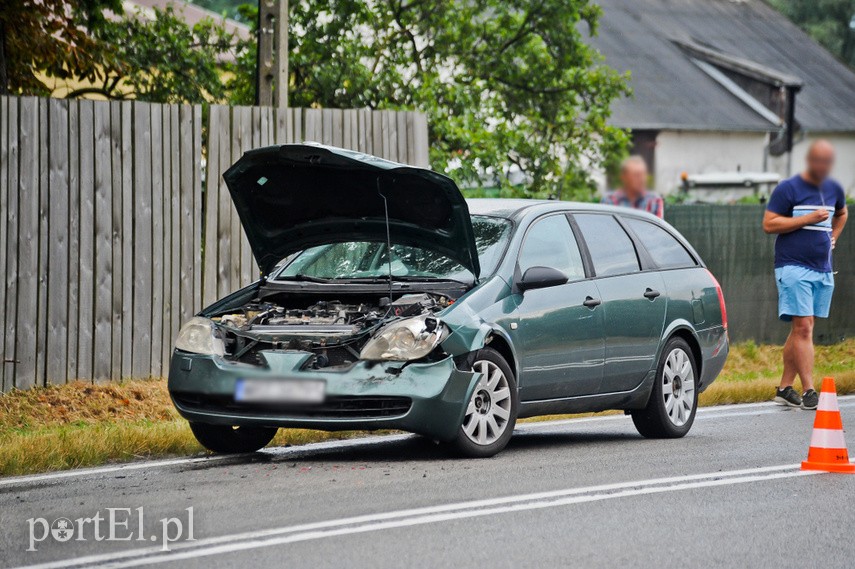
left=3, top=398, right=855, bottom=569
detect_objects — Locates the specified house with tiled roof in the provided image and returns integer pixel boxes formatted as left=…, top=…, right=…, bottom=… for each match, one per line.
left=589, top=0, right=855, bottom=195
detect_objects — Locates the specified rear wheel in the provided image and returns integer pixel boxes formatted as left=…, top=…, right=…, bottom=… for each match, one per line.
left=631, top=337, right=698, bottom=438
left=189, top=422, right=277, bottom=454
left=450, top=348, right=518, bottom=458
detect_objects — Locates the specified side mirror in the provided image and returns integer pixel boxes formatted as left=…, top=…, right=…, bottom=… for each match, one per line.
left=518, top=266, right=569, bottom=292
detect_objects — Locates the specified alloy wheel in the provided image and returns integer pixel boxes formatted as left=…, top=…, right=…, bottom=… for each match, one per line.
left=662, top=347, right=696, bottom=427
left=462, top=359, right=513, bottom=445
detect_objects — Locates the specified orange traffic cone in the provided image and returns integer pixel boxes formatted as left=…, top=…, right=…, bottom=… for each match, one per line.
left=801, top=377, right=855, bottom=473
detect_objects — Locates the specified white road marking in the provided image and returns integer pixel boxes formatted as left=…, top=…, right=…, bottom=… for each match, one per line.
left=2, top=396, right=853, bottom=489
left=10, top=462, right=832, bottom=569
left=0, top=457, right=215, bottom=488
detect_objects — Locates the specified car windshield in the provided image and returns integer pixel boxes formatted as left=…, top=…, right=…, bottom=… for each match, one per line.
left=273, top=216, right=511, bottom=282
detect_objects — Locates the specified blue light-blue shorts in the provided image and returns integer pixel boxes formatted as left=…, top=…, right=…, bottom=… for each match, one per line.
left=775, top=265, right=835, bottom=321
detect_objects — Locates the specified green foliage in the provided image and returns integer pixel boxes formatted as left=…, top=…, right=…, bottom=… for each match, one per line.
left=0, top=0, right=122, bottom=95
left=228, top=0, right=630, bottom=199
left=0, top=1, right=248, bottom=103
left=94, top=6, right=248, bottom=103
left=741, top=340, right=759, bottom=361
left=188, top=0, right=249, bottom=21
left=223, top=3, right=260, bottom=106
left=6, top=0, right=629, bottom=197
left=736, top=193, right=765, bottom=205
left=664, top=191, right=690, bottom=205
left=462, top=186, right=524, bottom=199
left=769, top=0, right=855, bottom=67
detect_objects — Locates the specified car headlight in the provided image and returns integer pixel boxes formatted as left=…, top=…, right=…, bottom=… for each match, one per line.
left=360, top=315, right=448, bottom=361
left=174, top=317, right=225, bottom=356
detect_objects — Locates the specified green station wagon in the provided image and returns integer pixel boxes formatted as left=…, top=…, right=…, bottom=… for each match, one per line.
left=169, top=144, right=729, bottom=457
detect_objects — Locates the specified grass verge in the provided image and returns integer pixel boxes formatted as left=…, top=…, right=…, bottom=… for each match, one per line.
left=2, top=340, right=854, bottom=477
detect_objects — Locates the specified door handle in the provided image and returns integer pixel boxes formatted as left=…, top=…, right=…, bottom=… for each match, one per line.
left=583, top=296, right=602, bottom=308
left=643, top=288, right=661, bottom=300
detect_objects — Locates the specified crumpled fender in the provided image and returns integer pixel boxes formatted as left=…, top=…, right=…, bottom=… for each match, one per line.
left=444, top=321, right=494, bottom=356
left=436, top=276, right=519, bottom=374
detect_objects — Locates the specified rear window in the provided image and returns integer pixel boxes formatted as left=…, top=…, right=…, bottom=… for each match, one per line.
left=624, top=218, right=697, bottom=269
left=573, top=214, right=640, bottom=277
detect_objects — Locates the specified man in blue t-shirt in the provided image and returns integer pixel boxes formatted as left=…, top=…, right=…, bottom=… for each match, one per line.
left=763, top=140, right=848, bottom=410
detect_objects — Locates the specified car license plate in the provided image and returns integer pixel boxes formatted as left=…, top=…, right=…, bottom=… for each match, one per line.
left=235, top=378, right=326, bottom=404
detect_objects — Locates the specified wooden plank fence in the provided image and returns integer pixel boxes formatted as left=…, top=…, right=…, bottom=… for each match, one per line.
left=0, top=97, right=429, bottom=391
left=0, top=97, right=202, bottom=391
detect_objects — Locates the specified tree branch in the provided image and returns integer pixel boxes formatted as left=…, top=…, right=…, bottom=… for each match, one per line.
left=64, top=86, right=126, bottom=99
left=390, top=0, right=423, bottom=73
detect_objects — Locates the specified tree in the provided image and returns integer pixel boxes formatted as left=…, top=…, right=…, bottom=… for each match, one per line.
left=0, top=0, right=121, bottom=95
left=230, top=0, right=630, bottom=199
left=93, top=6, right=247, bottom=103
left=769, top=0, right=855, bottom=67
left=0, top=0, right=247, bottom=103
left=2, top=0, right=628, bottom=197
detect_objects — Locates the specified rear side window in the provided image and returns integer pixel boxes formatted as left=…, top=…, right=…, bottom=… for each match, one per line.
left=625, top=218, right=696, bottom=269
left=518, top=215, right=586, bottom=281
left=573, top=214, right=640, bottom=277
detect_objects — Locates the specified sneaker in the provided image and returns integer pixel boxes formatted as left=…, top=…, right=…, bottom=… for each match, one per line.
left=775, top=386, right=802, bottom=407
left=801, top=389, right=819, bottom=410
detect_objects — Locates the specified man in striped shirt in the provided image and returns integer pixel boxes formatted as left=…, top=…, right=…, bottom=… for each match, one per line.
left=763, top=140, right=848, bottom=410
left=601, top=156, right=663, bottom=218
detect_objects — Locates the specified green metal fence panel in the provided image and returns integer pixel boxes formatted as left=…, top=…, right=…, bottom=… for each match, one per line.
left=665, top=204, right=854, bottom=345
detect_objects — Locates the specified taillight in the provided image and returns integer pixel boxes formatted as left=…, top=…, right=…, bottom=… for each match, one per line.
left=706, top=269, right=727, bottom=330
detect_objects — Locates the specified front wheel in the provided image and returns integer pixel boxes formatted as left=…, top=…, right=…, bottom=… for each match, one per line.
left=189, top=422, right=277, bottom=454
left=449, top=348, right=519, bottom=458
left=631, top=337, right=698, bottom=438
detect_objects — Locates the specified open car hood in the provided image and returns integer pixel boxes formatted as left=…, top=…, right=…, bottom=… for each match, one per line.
left=222, top=143, right=480, bottom=277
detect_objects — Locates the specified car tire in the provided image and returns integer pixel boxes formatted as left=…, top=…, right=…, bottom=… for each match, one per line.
left=189, top=422, right=277, bottom=454
left=631, top=337, right=699, bottom=439
left=450, top=347, right=519, bottom=458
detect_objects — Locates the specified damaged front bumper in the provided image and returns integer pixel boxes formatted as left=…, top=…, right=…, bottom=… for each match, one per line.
left=168, top=350, right=480, bottom=442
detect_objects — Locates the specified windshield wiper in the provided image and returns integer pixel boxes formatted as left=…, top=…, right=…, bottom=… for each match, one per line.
left=277, top=274, right=470, bottom=285
left=394, top=275, right=467, bottom=283
left=275, top=274, right=335, bottom=283
left=347, top=275, right=469, bottom=285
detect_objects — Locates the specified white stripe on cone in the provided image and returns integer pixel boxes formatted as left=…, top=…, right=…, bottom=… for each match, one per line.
left=818, top=392, right=839, bottom=412
left=809, top=428, right=848, bottom=450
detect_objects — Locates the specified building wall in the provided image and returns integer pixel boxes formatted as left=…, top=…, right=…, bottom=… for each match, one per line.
left=768, top=133, right=855, bottom=195
left=652, top=130, right=768, bottom=195
left=643, top=130, right=855, bottom=197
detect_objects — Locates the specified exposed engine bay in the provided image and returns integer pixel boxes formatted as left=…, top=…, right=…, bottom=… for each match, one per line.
left=211, top=292, right=453, bottom=368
